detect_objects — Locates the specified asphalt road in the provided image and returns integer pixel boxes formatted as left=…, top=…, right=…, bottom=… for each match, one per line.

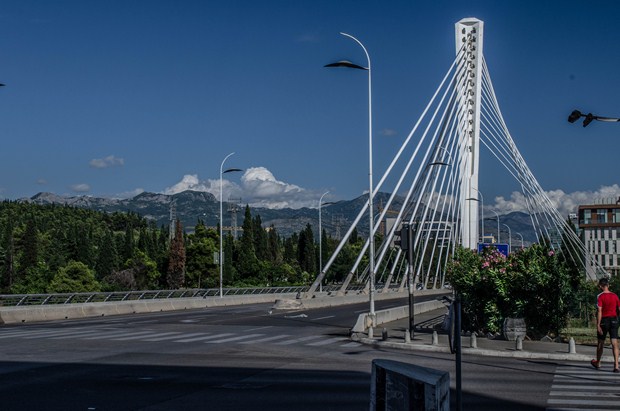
left=0, top=296, right=607, bottom=410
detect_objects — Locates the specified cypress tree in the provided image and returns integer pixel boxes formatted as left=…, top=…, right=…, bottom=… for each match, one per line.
left=96, top=229, right=119, bottom=279
left=283, top=234, right=297, bottom=263
left=166, top=219, right=186, bottom=289
left=237, top=205, right=258, bottom=279
left=297, top=224, right=316, bottom=274
left=18, top=217, right=39, bottom=281
left=267, top=225, right=281, bottom=263
left=0, top=219, right=15, bottom=291
left=122, top=223, right=134, bottom=263
left=253, top=214, right=269, bottom=261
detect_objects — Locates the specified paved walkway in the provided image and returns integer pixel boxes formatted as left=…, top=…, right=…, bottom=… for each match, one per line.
left=353, top=307, right=619, bottom=367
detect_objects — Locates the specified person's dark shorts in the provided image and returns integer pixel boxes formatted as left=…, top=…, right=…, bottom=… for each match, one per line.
left=597, top=316, right=619, bottom=340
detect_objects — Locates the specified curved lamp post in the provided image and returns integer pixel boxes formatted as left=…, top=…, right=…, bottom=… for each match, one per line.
left=515, top=232, right=524, bottom=249
left=219, top=152, right=243, bottom=298
left=568, top=109, right=620, bottom=127
left=491, top=210, right=500, bottom=244
left=326, top=32, right=376, bottom=322
left=502, top=223, right=512, bottom=254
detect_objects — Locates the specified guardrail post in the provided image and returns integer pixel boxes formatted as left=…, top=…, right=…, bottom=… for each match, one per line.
left=470, top=332, right=477, bottom=348
left=569, top=337, right=576, bottom=354
left=516, top=335, right=523, bottom=351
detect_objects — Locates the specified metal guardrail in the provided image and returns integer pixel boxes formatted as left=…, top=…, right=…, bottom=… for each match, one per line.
left=0, top=284, right=368, bottom=307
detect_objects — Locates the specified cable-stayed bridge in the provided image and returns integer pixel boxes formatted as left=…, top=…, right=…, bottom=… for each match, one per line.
left=309, top=18, right=604, bottom=298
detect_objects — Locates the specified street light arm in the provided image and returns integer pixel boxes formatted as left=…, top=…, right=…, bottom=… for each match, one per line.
left=340, top=32, right=371, bottom=70
left=568, top=109, right=620, bottom=127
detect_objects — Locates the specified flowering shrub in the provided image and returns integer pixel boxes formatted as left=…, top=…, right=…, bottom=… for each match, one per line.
left=446, top=243, right=584, bottom=337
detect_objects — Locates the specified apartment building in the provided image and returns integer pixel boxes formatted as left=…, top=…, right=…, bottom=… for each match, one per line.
left=578, top=198, right=620, bottom=277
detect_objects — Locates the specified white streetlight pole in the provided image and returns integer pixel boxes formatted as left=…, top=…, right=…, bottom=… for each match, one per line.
left=491, top=210, right=500, bottom=244
left=515, top=232, right=524, bottom=249
left=326, top=32, right=376, bottom=323
left=472, top=187, right=484, bottom=243
left=502, top=223, right=512, bottom=254
left=318, top=191, right=330, bottom=293
left=219, top=152, right=242, bottom=298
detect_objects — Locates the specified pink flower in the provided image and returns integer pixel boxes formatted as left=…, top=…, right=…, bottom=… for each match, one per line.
left=548, top=250, right=555, bottom=257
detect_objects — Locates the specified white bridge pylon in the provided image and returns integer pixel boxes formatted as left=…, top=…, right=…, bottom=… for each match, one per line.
left=308, top=17, right=603, bottom=297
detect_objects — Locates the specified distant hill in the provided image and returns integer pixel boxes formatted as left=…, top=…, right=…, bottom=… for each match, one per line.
left=22, top=191, right=540, bottom=243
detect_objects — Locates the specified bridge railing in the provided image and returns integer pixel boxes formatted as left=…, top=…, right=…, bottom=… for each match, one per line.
left=0, top=284, right=370, bottom=307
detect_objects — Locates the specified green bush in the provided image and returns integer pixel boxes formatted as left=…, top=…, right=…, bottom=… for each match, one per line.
left=447, top=243, right=586, bottom=337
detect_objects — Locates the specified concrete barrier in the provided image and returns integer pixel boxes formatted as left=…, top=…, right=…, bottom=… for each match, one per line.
left=351, top=296, right=447, bottom=333
left=370, top=358, right=450, bottom=410
left=275, top=288, right=448, bottom=311
left=0, top=293, right=297, bottom=324
left=0, top=288, right=449, bottom=325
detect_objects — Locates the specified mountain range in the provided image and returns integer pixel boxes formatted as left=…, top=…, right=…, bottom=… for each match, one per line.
left=23, top=191, right=539, bottom=244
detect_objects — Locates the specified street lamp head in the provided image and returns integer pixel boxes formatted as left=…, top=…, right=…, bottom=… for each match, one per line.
left=427, top=161, right=450, bottom=167
left=582, top=113, right=595, bottom=127
left=324, top=60, right=368, bottom=71
left=567, top=110, right=582, bottom=123
left=223, top=168, right=243, bottom=174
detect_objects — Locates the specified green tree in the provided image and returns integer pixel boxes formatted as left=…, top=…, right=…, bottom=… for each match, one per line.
left=125, top=250, right=160, bottom=290
left=0, top=219, right=15, bottom=291
left=283, top=234, right=297, bottom=264
left=166, top=219, right=186, bottom=289
left=297, top=224, right=316, bottom=275
left=11, top=262, right=51, bottom=294
left=47, top=261, right=101, bottom=293
left=253, top=215, right=269, bottom=261
left=95, top=229, right=119, bottom=280
left=185, top=220, right=218, bottom=288
left=17, top=217, right=39, bottom=282
left=121, top=223, right=135, bottom=263
left=267, top=225, right=282, bottom=264
left=237, top=205, right=258, bottom=279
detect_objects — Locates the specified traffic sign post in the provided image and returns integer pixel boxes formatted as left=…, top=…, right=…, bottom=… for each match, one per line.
left=448, top=294, right=463, bottom=411
left=394, top=224, right=415, bottom=340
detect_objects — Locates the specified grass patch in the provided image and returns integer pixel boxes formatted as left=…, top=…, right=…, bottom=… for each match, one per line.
left=561, top=326, right=598, bottom=345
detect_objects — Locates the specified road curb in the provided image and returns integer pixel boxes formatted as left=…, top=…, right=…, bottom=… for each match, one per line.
left=352, top=336, right=615, bottom=363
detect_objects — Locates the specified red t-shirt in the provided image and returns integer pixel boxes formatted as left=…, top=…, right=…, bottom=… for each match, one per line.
left=597, top=291, right=620, bottom=318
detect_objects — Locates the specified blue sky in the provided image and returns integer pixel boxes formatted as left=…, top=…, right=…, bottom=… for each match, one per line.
left=1, top=0, right=619, bottom=215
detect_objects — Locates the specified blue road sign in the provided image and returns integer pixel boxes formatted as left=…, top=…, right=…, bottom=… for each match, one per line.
left=478, top=243, right=510, bottom=257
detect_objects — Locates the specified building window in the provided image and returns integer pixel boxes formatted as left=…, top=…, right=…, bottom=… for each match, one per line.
left=614, top=209, right=620, bottom=223
left=584, top=209, right=592, bottom=224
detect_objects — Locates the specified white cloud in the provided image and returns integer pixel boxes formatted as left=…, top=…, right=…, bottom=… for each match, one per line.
left=491, top=184, right=620, bottom=216
left=71, top=183, right=90, bottom=193
left=89, top=155, right=124, bottom=169
left=162, top=167, right=322, bottom=209
left=36, top=178, right=47, bottom=185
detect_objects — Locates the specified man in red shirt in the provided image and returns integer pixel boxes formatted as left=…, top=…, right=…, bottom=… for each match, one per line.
left=591, top=277, right=620, bottom=373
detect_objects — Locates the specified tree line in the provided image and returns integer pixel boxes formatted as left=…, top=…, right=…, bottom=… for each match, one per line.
left=0, top=201, right=364, bottom=294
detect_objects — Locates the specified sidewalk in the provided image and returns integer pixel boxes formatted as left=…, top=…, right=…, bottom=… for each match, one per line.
left=353, top=307, right=618, bottom=365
